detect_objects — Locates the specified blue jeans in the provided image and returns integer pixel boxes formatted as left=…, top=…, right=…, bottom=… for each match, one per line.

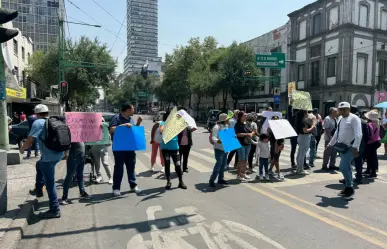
left=35, top=160, right=44, bottom=191
left=113, top=151, right=137, bottom=190
left=259, top=158, right=269, bottom=175
left=63, top=153, right=85, bottom=197
left=237, top=145, right=251, bottom=161
left=297, top=134, right=311, bottom=172
left=339, top=150, right=355, bottom=188
left=27, top=138, right=39, bottom=157
left=210, top=149, right=228, bottom=182
left=309, top=136, right=317, bottom=166
left=38, top=160, right=60, bottom=211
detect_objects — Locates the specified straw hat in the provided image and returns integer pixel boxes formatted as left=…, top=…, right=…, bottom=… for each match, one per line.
left=364, top=110, right=379, bottom=122
left=218, top=113, right=229, bottom=122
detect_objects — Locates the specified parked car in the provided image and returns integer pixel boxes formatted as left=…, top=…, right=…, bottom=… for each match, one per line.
left=206, top=110, right=221, bottom=132
left=101, top=112, right=116, bottom=123
left=153, top=111, right=166, bottom=122
left=9, top=121, right=29, bottom=148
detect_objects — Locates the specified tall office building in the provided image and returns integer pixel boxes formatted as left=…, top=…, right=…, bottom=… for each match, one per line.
left=124, top=0, right=161, bottom=75
left=1, top=0, right=65, bottom=52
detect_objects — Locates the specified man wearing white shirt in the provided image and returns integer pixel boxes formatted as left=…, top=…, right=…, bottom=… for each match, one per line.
left=328, top=102, right=362, bottom=199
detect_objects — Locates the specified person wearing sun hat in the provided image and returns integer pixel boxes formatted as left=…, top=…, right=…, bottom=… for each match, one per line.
left=209, top=113, right=230, bottom=187
left=328, top=101, right=362, bottom=200
left=363, top=110, right=381, bottom=179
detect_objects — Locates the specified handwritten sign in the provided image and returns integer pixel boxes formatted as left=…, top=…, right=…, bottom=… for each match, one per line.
left=112, top=126, right=146, bottom=151
left=268, top=120, right=297, bottom=139
left=85, top=122, right=111, bottom=146
left=65, top=112, right=102, bottom=142
left=292, top=91, right=313, bottom=111
left=218, top=128, right=242, bottom=153
left=177, top=110, right=197, bottom=129
left=162, top=107, right=187, bottom=144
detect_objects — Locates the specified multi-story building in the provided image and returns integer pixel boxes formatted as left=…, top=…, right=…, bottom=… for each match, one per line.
left=124, top=0, right=161, bottom=75
left=288, top=0, right=387, bottom=115
left=1, top=0, right=65, bottom=52
left=242, top=22, right=291, bottom=112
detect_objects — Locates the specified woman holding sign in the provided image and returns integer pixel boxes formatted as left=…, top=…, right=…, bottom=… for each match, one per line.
left=159, top=112, right=187, bottom=190
left=295, top=110, right=315, bottom=175
left=234, top=111, right=255, bottom=181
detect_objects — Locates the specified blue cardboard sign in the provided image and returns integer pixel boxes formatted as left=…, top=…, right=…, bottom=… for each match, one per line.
left=218, top=128, right=242, bottom=153
left=274, top=95, right=280, bottom=104
left=112, top=126, right=146, bottom=151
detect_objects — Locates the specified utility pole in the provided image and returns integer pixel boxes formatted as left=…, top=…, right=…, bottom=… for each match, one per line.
left=0, top=8, right=19, bottom=215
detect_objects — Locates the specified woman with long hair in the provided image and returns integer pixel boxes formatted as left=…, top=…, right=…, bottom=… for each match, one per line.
left=247, top=113, right=258, bottom=173
left=159, top=111, right=187, bottom=190
left=234, top=111, right=254, bottom=181
left=364, top=110, right=381, bottom=178
left=295, top=110, right=315, bottom=175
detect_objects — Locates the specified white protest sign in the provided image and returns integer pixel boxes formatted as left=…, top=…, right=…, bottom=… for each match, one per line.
left=268, top=119, right=297, bottom=139
left=177, top=110, right=197, bottom=129
left=261, top=111, right=283, bottom=134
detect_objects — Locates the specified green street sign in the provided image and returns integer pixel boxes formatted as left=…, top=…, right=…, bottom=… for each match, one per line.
left=137, top=91, right=149, bottom=97
left=256, top=53, right=286, bottom=68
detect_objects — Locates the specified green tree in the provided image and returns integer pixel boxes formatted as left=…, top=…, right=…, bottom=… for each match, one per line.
left=27, top=36, right=116, bottom=109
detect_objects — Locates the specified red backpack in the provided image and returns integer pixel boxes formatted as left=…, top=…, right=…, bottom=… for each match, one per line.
left=209, top=124, right=221, bottom=145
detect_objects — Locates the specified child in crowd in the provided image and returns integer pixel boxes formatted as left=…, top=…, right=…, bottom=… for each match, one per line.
left=256, top=134, right=270, bottom=181
left=267, top=116, right=285, bottom=181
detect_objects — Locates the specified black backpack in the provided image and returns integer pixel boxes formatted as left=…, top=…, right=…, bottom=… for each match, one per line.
left=44, top=116, right=71, bottom=152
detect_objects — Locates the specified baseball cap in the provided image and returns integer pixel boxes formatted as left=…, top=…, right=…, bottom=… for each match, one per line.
left=34, top=104, right=49, bottom=113
left=338, top=102, right=350, bottom=109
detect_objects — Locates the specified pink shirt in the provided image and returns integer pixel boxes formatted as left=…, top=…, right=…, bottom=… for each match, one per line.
left=367, top=122, right=380, bottom=144
left=180, top=129, right=189, bottom=146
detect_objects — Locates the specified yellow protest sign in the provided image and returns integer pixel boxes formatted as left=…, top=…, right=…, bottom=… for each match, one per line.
left=227, top=110, right=233, bottom=119
left=292, top=91, right=313, bottom=111
left=162, top=107, right=187, bottom=144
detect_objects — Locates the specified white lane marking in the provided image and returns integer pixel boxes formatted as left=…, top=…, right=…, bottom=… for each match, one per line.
left=190, top=150, right=216, bottom=164
left=201, top=148, right=215, bottom=154
left=136, top=156, right=151, bottom=175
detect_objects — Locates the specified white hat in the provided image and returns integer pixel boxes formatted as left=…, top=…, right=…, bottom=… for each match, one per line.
left=364, top=110, right=379, bottom=121
left=338, top=102, right=350, bottom=109
left=218, top=113, right=229, bottom=122
left=34, top=104, right=49, bottom=113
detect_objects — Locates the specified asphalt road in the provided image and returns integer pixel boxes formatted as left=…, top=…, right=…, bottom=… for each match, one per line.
left=17, top=117, right=387, bottom=249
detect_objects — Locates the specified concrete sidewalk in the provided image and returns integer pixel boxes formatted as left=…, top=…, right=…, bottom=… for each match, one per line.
left=0, top=155, right=66, bottom=249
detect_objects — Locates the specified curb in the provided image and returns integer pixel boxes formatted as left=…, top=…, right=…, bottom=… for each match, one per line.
left=0, top=195, right=37, bottom=249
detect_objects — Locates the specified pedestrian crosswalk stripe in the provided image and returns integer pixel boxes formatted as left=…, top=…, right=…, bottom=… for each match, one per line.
left=200, top=148, right=214, bottom=155
left=189, top=150, right=216, bottom=164
left=136, top=155, right=151, bottom=173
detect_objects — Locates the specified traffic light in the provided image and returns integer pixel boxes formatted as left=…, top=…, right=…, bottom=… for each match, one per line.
left=60, top=81, right=68, bottom=95
left=243, top=71, right=252, bottom=77
left=0, top=9, right=18, bottom=43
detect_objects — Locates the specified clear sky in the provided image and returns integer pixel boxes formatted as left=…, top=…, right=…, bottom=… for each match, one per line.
left=66, top=0, right=314, bottom=73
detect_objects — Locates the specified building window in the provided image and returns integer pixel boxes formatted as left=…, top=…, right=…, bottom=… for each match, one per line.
left=356, top=54, right=367, bottom=84
left=310, top=44, right=321, bottom=58
left=327, top=57, right=336, bottom=77
left=312, top=13, right=322, bottom=35
left=22, top=46, right=25, bottom=60
left=328, top=6, right=339, bottom=30
left=298, top=20, right=306, bottom=40
left=298, top=64, right=305, bottom=81
left=27, top=52, right=30, bottom=62
left=359, top=4, right=369, bottom=28
left=381, top=10, right=387, bottom=30
left=13, top=39, right=18, bottom=56
left=14, top=66, right=19, bottom=82
left=311, top=61, right=320, bottom=85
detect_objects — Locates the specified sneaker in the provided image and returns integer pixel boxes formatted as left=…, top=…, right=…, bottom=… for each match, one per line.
left=38, top=209, right=60, bottom=219
left=160, top=167, right=165, bottom=173
left=130, top=186, right=141, bottom=194
left=80, top=191, right=92, bottom=199
left=35, top=153, right=40, bottom=158
left=183, top=168, right=189, bottom=173
left=338, top=187, right=348, bottom=197
left=363, top=170, right=370, bottom=175
left=291, top=163, right=296, bottom=169
left=243, top=174, right=251, bottom=180
left=209, top=181, right=216, bottom=188
left=354, top=178, right=363, bottom=184
left=264, top=175, right=270, bottom=181
left=96, top=176, right=103, bottom=183
left=258, top=175, right=264, bottom=181
left=165, top=181, right=172, bottom=190
left=108, top=178, right=113, bottom=185
left=304, top=165, right=311, bottom=170
left=367, top=174, right=378, bottom=179
left=339, top=179, right=345, bottom=184
left=268, top=170, right=274, bottom=176
left=250, top=168, right=257, bottom=173
left=113, top=189, right=121, bottom=197
left=60, top=197, right=70, bottom=205
left=329, top=166, right=339, bottom=171
left=322, top=165, right=329, bottom=171
left=277, top=174, right=284, bottom=180
left=296, top=170, right=309, bottom=175
left=29, top=188, right=43, bottom=198
left=237, top=176, right=246, bottom=181
left=178, top=181, right=187, bottom=189
left=151, top=166, right=155, bottom=172
left=309, top=164, right=315, bottom=168
left=343, top=187, right=355, bottom=200
left=218, top=180, right=228, bottom=185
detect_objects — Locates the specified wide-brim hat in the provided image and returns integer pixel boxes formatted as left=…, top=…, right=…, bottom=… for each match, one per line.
left=364, top=110, right=379, bottom=121
left=218, top=113, right=229, bottom=122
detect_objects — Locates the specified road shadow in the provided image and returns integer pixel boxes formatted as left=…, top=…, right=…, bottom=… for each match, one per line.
left=325, top=183, right=344, bottom=190
left=315, top=195, right=350, bottom=209
left=313, top=169, right=340, bottom=175
left=284, top=173, right=307, bottom=180
left=137, top=170, right=159, bottom=178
